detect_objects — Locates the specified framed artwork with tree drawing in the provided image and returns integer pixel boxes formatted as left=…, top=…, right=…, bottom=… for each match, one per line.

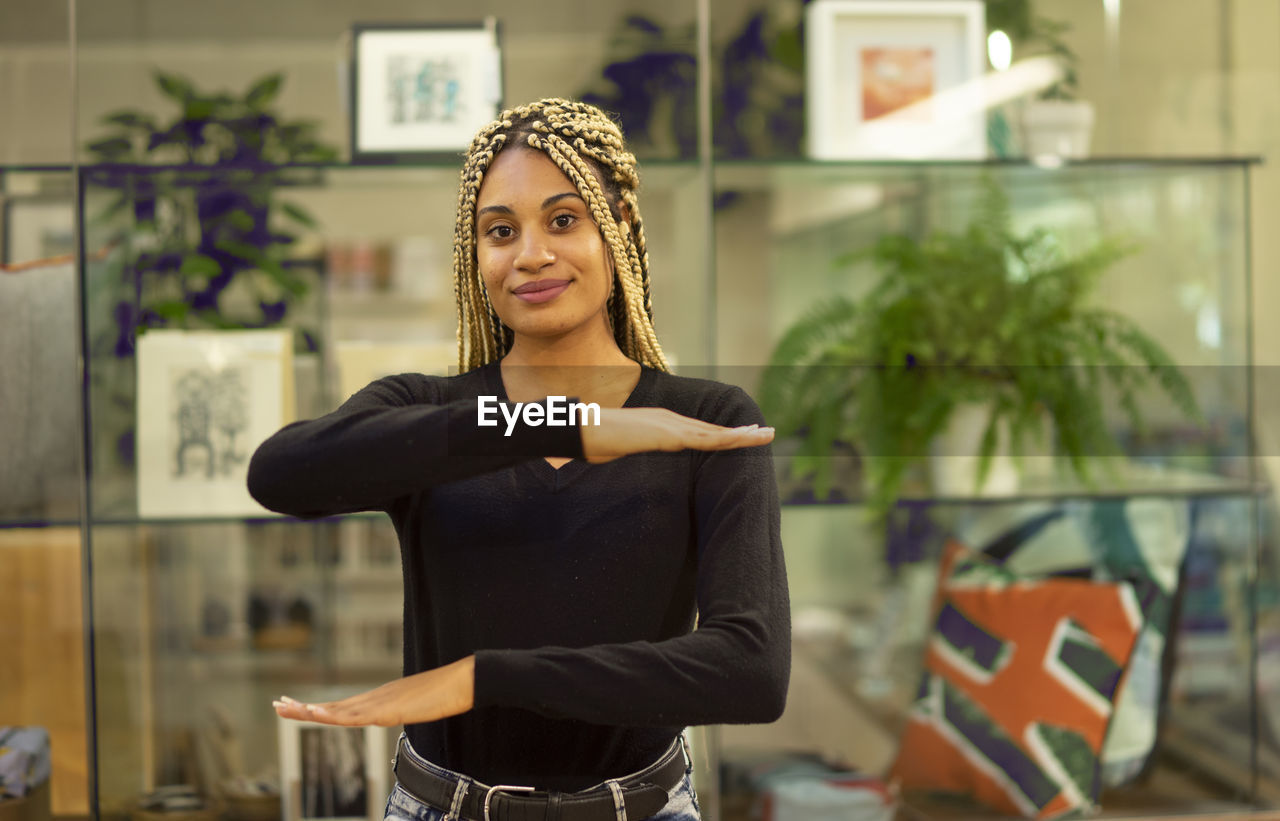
left=136, top=329, right=293, bottom=518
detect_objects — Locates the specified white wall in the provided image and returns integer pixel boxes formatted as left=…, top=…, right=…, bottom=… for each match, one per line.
left=1051, top=0, right=1280, bottom=484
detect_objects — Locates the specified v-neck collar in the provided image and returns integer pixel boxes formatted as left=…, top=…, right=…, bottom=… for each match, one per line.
left=482, top=361, right=654, bottom=491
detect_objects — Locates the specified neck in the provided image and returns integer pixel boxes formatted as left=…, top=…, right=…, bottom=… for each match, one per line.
left=499, top=322, right=640, bottom=404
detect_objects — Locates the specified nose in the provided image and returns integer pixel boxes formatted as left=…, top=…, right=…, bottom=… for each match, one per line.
left=513, top=230, right=555, bottom=273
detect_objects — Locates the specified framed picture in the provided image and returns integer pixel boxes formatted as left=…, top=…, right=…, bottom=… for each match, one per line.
left=1, top=197, right=74, bottom=265
left=805, top=0, right=987, bottom=159
left=349, top=21, right=503, bottom=163
left=278, top=719, right=391, bottom=821
left=136, top=329, right=294, bottom=518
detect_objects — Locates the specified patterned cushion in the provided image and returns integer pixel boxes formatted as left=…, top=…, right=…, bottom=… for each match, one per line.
left=889, top=541, right=1145, bottom=819
left=954, top=498, right=1191, bottom=785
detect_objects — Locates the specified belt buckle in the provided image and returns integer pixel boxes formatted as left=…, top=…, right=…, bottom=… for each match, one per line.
left=482, top=784, right=535, bottom=821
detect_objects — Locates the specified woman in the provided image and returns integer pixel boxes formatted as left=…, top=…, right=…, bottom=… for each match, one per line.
left=249, top=98, right=790, bottom=821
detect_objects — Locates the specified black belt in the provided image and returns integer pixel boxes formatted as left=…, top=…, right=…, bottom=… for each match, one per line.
left=391, top=735, right=687, bottom=821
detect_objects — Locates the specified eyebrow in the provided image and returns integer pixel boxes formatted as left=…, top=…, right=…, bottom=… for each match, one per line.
left=477, top=192, right=583, bottom=218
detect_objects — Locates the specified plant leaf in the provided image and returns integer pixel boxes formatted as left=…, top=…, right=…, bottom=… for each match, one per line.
left=225, top=208, right=257, bottom=232
left=151, top=300, right=190, bottom=322
left=214, top=238, right=264, bottom=264
left=245, top=73, right=284, bottom=110
left=101, top=110, right=157, bottom=131
left=179, top=254, right=222, bottom=278
left=258, top=260, right=309, bottom=297
left=155, top=71, right=196, bottom=103
left=184, top=99, right=216, bottom=121
left=86, top=136, right=134, bottom=159
left=279, top=201, right=319, bottom=228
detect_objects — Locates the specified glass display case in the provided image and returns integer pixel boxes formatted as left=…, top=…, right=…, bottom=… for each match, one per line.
left=65, top=3, right=716, bottom=819
left=1, top=2, right=1271, bottom=821
left=707, top=158, right=1270, bottom=820
left=70, top=155, right=712, bottom=817
left=61, top=154, right=1271, bottom=821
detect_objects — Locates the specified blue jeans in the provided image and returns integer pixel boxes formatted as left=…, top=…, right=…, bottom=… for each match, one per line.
left=383, top=734, right=701, bottom=821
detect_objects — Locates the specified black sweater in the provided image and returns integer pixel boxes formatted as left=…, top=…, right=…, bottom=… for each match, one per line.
left=247, top=362, right=790, bottom=790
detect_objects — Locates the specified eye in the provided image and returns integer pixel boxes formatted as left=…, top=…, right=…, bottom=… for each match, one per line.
left=485, top=223, right=514, bottom=240
left=551, top=213, right=576, bottom=230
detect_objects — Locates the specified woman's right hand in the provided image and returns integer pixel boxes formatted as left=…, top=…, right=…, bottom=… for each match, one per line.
left=580, top=407, right=774, bottom=464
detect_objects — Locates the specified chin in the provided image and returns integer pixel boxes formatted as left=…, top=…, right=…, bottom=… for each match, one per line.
left=510, top=320, right=580, bottom=340
left=507, top=308, right=606, bottom=341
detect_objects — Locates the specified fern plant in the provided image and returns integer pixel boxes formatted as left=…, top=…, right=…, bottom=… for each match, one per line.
left=759, top=180, right=1200, bottom=516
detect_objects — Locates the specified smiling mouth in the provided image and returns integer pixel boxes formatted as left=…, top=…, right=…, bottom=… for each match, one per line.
left=513, top=279, right=571, bottom=303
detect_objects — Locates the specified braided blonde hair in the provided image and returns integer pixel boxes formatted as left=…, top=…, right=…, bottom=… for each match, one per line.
left=451, top=98, right=670, bottom=373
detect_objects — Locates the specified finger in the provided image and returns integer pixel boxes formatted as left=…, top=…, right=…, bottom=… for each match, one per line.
left=691, top=424, right=762, bottom=441
left=686, top=420, right=769, bottom=439
left=272, top=699, right=318, bottom=722
left=272, top=697, right=346, bottom=725
left=300, top=703, right=362, bottom=726
left=681, top=417, right=743, bottom=434
left=734, top=426, right=774, bottom=445
left=693, top=426, right=774, bottom=450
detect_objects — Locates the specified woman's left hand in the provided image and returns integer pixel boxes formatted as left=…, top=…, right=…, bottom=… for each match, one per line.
left=272, top=655, right=475, bottom=727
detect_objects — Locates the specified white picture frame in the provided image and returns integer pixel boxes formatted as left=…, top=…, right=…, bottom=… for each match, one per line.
left=349, top=21, right=503, bottom=163
left=278, top=719, right=391, bottom=821
left=136, top=329, right=294, bottom=518
left=805, top=0, right=987, bottom=160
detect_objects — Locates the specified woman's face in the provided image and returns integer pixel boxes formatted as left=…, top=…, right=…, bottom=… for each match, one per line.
left=475, top=147, right=616, bottom=344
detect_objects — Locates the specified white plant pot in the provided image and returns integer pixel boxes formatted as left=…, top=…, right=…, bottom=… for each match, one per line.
left=929, top=403, right=1020, bottom=498
left=1021, top=99, right=1096, bottom=160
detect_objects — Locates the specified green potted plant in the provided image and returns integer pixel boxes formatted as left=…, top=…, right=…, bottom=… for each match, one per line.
left=985, top=0, right=1095, bottom=157
left=579, top=9, right=804, bottom=160
left=758, top=179, right=1200, bottom=517
left=85, top=70, right=338, bottom=354
left=82, top=70, right=338, bottom=477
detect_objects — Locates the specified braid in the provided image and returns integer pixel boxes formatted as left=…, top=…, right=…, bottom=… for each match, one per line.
left=449, top=98, right=670, bottom=372
left=452, top=122, right=512, bottom=369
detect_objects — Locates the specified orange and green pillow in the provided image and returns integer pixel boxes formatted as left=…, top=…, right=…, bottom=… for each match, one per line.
left=889, top=541, right=1145, bottom=819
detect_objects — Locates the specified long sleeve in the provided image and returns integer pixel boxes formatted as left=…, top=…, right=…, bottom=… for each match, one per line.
left=471, top=384, right=791, bottom=727
left=247, top=372, right=584, bottom=518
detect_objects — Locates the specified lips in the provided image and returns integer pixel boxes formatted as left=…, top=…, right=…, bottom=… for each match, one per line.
left=514, top=279, right=571, bottom=294
left=512, top=279, right=571, bottom=303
